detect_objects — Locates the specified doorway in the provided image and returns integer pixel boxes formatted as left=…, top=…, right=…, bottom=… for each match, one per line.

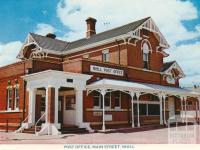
left=168, top=97, right=175, bottom=118
left=63, top=96, right=76, bottom=125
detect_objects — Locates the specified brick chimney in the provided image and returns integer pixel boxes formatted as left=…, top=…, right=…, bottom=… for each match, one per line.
left=86, top=17, right=97, bottom=38
left=46, top=33, right=56, bottom=39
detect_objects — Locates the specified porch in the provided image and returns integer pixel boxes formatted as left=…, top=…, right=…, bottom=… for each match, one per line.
left=17, top=70, right=92, bottom=135
left=87, top=79, right=200, bottom=131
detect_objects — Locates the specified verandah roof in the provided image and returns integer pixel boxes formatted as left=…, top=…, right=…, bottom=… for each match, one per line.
left=87, top=79, right=200, bottom=98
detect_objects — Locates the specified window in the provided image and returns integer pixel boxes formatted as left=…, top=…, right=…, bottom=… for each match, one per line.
left=148, top=104, right=160, bottom=115
left=142, top=29, right=149, bottom=37
left=113, top=91, right=121, bottom=109
left=65, top=97, right=75, bottom=110
left=143, top=53, right=149, bottom=69
left=139, top=104, right=147, bottom=115
left=105, top=93, right=111, bottom=108
left=142, top=42, right=150, bottom=69
left=41, top=97, right=46, bottom=111
left=93, top=91, right=101, bottom=109
left=93, top=91, right=111, bottom=109
left=14, top=87, right=19, bottom=110
left=187, top=101, right=193, bottom=106
left=134, top=103, right=160, bottom=116
left=102, top=50, right=109, bottom=62
left=7, top=88, right=12, bottom=110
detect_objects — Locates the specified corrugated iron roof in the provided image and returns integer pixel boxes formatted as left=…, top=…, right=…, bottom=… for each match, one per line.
left=30, top=17, right=150, bottom=52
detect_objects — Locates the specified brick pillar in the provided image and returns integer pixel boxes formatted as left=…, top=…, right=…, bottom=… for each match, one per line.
left=35, top=95, right=42, bottom=122
left=47, top=87, right=55, bottom=123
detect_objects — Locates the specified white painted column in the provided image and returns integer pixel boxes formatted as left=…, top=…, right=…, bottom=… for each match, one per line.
left=136, top=92, right=140, bottom=127
left=45, top=87, right=49, bottom=123
left=101, top=89, right=106, bottom=131
left=196, top=101, right=198, bottom=123
left=76, top=89, right=83, bottom=126
left=130, top=92, right=135, bottom=128
left=159, top=94, right=163, bottom=125
left=54, top=87, right=59, bottom=125
left=181, top=97, right=183, bottom=122
left=184, top=97, right=187, bottom=124
left=163, top=95, right=166, bottom=125
left=28, top=88, right=36, bottom=124
left=198, top=98, right=200, bottom=124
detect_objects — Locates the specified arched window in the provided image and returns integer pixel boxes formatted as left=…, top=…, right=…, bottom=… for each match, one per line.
left=142, top=42, right=150, bottom=69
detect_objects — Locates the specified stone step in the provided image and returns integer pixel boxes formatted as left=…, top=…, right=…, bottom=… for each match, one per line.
left=22, top=126, right=41, bottom=134
left=60, top=126, right=88, bottom=134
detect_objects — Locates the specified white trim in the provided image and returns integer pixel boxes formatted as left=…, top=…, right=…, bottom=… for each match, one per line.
left=105, top=92, right=111, bottom=109
left=114, top=91, right=121, bottom=109
left=7, top=88, right=12, bottom=111
left=18, top=17, right=169, bottom=58
left=14, top=86, right=20, bottom=110
left=141, top=39, right=152, bottom=53
left=87, top=79, right=200, bottom=98
left=93, top=92, right=101, bottom=109
left=0, top=110, right=22, bottom=113
left=163, top=61, right=185, bottom=78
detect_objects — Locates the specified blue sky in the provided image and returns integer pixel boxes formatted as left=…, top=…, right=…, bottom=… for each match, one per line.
left=0, top=0, right=66, bottom=42
left=0, top=0, right=200, bottom=87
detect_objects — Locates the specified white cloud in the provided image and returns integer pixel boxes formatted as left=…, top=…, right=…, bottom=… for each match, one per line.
left=56, top=0, right=200, bottom=44
left=0, top=41, right=23, bottom=67
left=35, top=23, right=57, bottom=36
left=57, top=0, right=200, bottom=86
left=166, top=42, right=200, bottom=86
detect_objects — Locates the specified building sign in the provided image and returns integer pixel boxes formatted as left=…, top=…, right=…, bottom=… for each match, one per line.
left=90, top=65, right=124, bottom=76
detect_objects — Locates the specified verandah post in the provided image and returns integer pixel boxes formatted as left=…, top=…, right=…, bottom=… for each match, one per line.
left=135, top=92, right=140, bottom=127
left=130, top=92, right=135, bottom=128
left=198, top=97, right=200, bottom=124
left=180, top=96, right=184, bottom=123
left=163, top=94, right=166, bottom=125
left=158, top=94, right=163, bottom=125
left=101, top=89, right=106, bottom=131
left=184, top=96, right=187, bottom=125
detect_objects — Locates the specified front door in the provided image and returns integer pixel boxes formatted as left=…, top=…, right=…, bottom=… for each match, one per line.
left=63, top=96, right=76, bottom=125
left=168, top=97, right=175, bottom=118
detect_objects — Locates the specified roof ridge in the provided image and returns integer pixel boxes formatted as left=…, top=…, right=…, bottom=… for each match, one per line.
left=30, top=16, right=150, bottom=44
left=86, top=16, right=150, bottom=39
left=28, top=16, right=151, bottom=53
left=30, top=32, right=69, bottom=44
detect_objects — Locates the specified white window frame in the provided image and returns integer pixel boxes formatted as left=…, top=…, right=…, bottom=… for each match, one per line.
left=102, top=49, right=109, bottom=62
left=93, top=92, right=101, bottom=109
left=114, top=91, right=121, bottom=109
left=104, top=92, right=111, bottom=109
left=142, top=43, right=150, bottom=69
left=7, top=88, right=12, bottom=111
left=14, top=86, right=19, bottom=110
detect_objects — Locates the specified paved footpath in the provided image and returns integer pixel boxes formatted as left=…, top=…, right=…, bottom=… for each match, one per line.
left=0, top=125, right=200, bottom=144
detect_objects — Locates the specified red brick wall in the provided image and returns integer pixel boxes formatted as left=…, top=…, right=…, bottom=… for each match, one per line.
left=32, top=60, right=62, bottom=73
left=83, top=91, right=160, bottom=125
left=48, top=87, right=55, bottom=123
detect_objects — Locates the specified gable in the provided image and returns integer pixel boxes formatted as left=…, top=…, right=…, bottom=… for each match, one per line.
left=17, top=34, right=48, bottom=60
left=163, top=61, right=185, bottom=79
left=17, top=17, right=170, bottom=58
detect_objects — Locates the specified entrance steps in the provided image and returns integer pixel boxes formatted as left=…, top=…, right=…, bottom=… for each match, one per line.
left=59, top=126, right=88, bottom=134
left=22, top=126, right=41, bottom=134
